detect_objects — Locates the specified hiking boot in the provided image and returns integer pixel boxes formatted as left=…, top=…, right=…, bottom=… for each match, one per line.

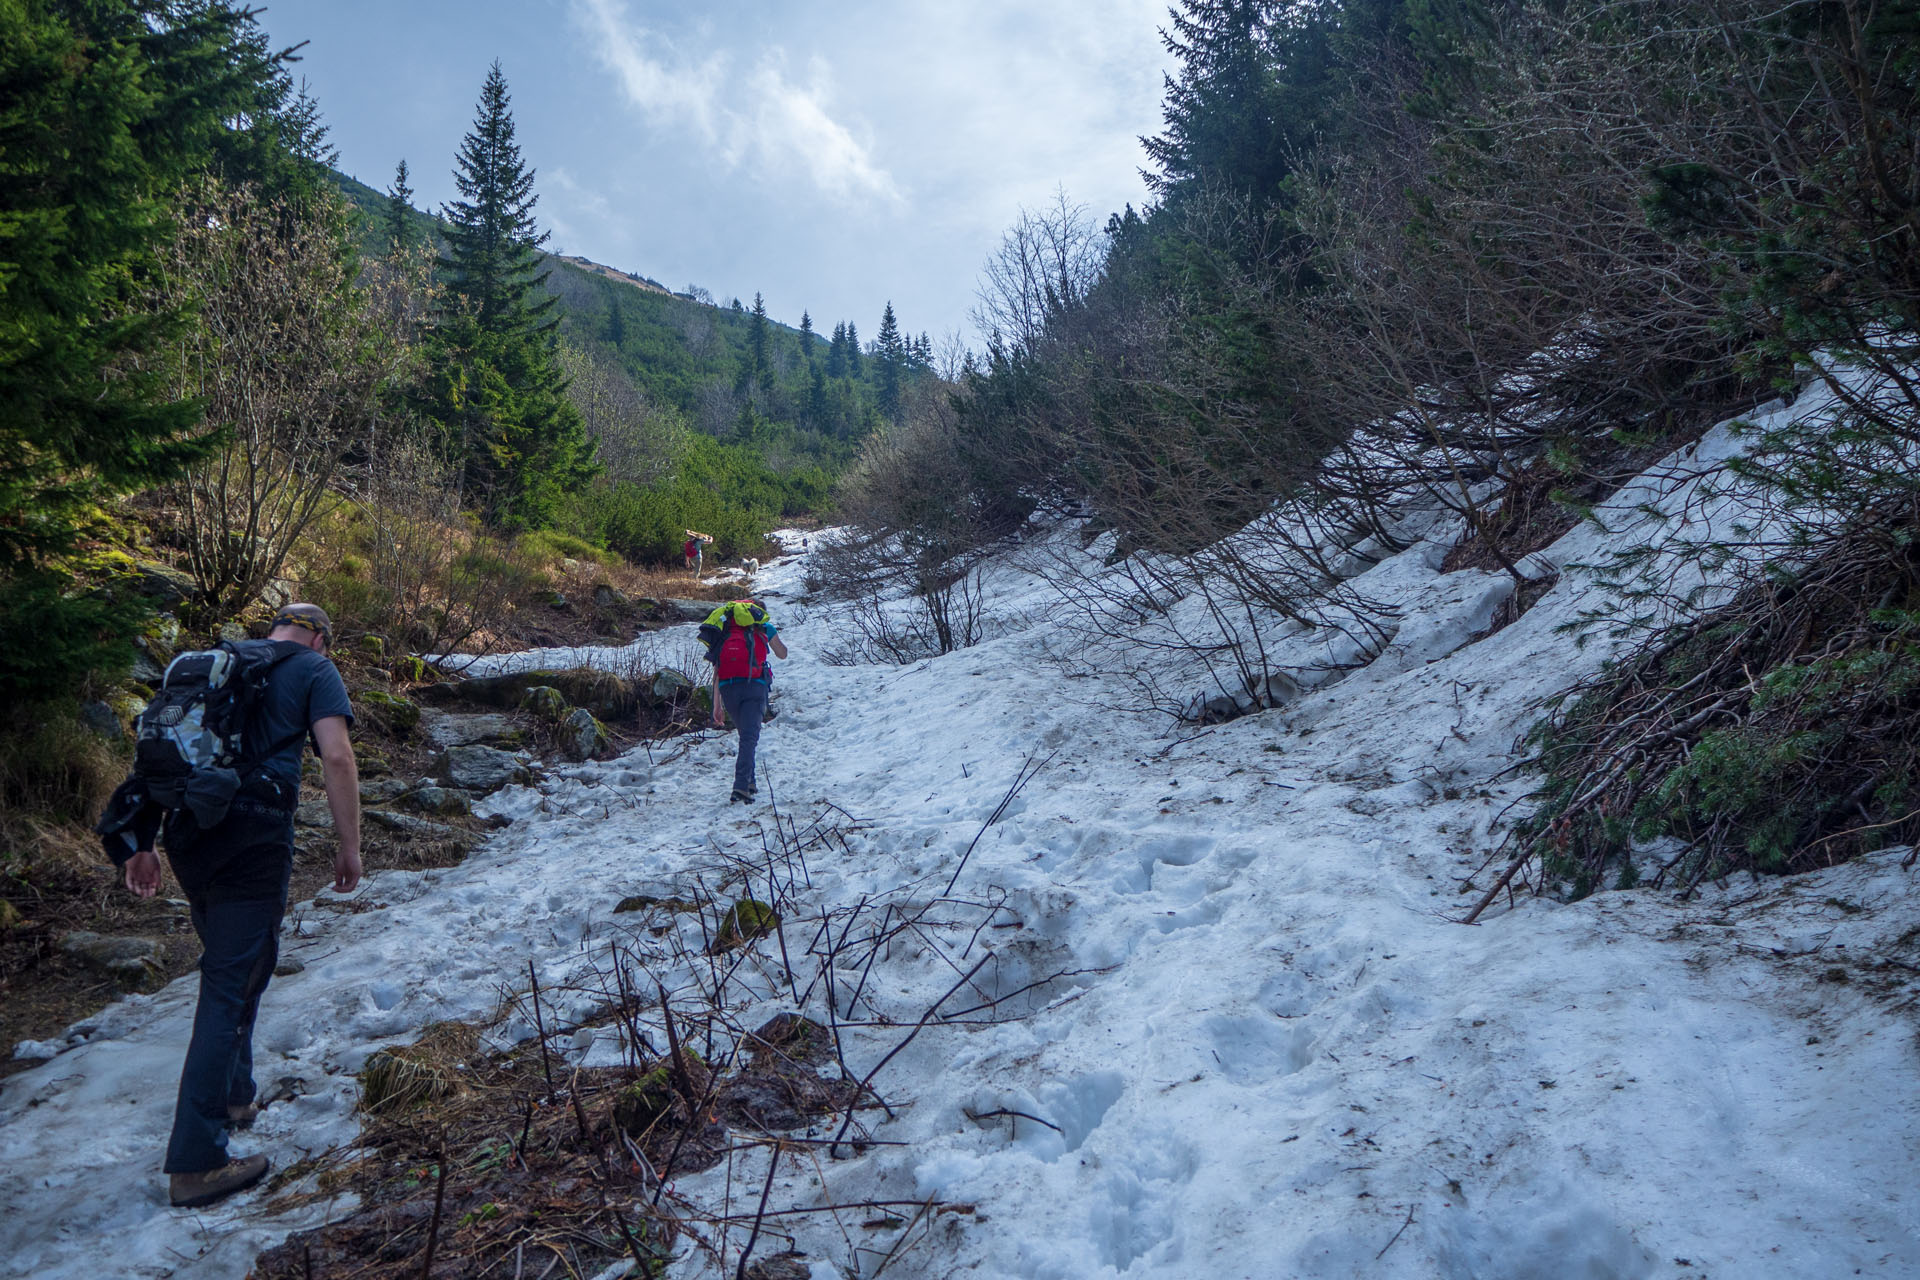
left=730, top=788, right=753, bottom=804
left=169, top=1153, right=269, bottom=1208
left=228, top=1101, right=260, bottom=1129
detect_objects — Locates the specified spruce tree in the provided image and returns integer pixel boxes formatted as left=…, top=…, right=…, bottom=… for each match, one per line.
left=875, top=302, right=904, bottom=420
left=0, top=0, right=298, bottom=694
left=606, top=295, right=627, bottom=348
left=827, top=322, right=849, bottom=378
left=384, top=158, right=415, bottom=253
left=1143, top=0, right=1290, bottom=200
left=746, top=291, right=772, bottom=390
left=427, top=62, right=593, bottom=527
left=439, top=61, right=555, bottom=334
left=846, top=321, right=863, bottom=378
left=799, top=310, right=815, bottom=364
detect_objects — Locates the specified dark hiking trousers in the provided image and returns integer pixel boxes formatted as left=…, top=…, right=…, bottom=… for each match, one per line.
left=163, top=894, right=283, bottom=1172
left=162, top=803, right=293, bottom=1175
left=719, top=680, right=769, bottom=795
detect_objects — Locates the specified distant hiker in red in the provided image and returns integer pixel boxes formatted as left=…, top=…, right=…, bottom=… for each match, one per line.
left=701, top=599, right=787, bottom=802
left=684, top=536, right=699, bottom=571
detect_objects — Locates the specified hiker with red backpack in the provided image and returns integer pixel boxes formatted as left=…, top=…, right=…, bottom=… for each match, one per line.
left=699, top=598, right=787, bottom=803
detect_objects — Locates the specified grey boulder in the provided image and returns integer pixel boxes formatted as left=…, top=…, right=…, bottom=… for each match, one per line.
left=560, top=708, right=611, bottom=762
left=431, top=744, right=530, bottom=794
left=401, top=786, right=472, bottom=817
left=60, top=931, right=162, bottom=983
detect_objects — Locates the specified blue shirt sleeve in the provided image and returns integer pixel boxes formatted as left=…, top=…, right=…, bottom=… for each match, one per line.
left=306, top=658, right=354, bottom=729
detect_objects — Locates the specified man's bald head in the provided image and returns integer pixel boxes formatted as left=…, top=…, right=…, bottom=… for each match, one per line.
left=269, top=603, right=334, bottom=652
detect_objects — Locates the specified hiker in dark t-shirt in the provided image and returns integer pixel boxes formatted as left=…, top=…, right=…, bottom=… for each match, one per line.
left=118, top=603, right=362, bottom=1209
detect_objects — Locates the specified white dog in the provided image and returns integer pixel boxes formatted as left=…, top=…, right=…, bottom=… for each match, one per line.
left=740, top=557, right=760, bottom=574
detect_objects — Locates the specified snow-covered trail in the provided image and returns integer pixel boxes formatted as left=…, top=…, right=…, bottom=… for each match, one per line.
left=6, top=404, right=1920, bottom=1278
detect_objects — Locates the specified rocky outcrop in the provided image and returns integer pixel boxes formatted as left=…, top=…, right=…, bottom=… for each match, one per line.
left=127, top=561, right=196, bottom=608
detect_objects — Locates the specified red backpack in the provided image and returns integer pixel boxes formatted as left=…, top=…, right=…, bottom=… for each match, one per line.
left=714, top=620, right=769, bottom=681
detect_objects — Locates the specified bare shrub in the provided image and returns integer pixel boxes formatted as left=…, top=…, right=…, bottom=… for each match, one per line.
left=158, top=182, right=405, bottom=617
left=817, top=382, right=1009, bottom=663
left=972, top=188, right=1105, bottom=358
left=304, top=436, right=542, bottom=658
left=556, top=340, right=687, bottom=487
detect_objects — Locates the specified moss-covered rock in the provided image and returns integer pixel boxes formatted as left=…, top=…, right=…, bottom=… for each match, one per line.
left=128, top=561, right=196, bottom=609
left=353, top=746, right=392, bottom=778
left=561, top=707, right=611, bottom=762
left=712, top=899, right=779, bottom=952
left=109, top=691, right=148, bottom=729
left=543, top=669, right=636, bottom=719
left=521, top=685, right=569, bottom=722
left=359, top=634, right=386, bottom=657
left=392, top=655, right=429, bottom=684
left=400, top=786, right=471, bottom=817
left=651, top=669, right=693, bottom=700
left=358, top=690, right=421, bottom=735
left=612, top=1069, right=677, bottom=1135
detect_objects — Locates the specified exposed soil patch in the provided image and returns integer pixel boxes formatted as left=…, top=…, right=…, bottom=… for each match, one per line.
left=252, top=1011, right=861, bottom=1279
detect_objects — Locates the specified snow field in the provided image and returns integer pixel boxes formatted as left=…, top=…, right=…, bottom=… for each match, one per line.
left=4, top=383, right=1920, bottom=1277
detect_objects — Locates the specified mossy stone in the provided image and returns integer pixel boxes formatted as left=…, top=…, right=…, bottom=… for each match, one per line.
left=358, top=690, right=421, bottom=734
left=521, top=685, right=569, bottom=722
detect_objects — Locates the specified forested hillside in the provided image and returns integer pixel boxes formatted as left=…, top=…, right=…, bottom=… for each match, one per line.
left=325, top=164, right=940, bottom=561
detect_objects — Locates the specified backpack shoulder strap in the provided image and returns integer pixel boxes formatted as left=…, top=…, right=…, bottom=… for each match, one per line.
left=234, top=642, right=315, bottom=766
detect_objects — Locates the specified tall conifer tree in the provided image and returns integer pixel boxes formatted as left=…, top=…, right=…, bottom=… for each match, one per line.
left=745, top=291, right=772, bottom=391
left=439, top=62, right=555, bottom=334
left=845, top=321, right=863, bottom=378
left=875, top=302, right=904, bottom=420
left=0, top=0, right=299, bottom=693
left=799, top=310, right=815, bottom=364
left=383, top=158, right=415, bottom=253
left=427, top=62, right=592, bottom=528
left=827, top=322, right=849, bottom=378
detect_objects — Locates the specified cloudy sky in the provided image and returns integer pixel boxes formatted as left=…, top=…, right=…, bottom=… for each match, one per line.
left=258, top=0, right=1174, bottom=344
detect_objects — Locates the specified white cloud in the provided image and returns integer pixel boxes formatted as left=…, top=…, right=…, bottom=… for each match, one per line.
left=572, top=0, right=901, bottom=205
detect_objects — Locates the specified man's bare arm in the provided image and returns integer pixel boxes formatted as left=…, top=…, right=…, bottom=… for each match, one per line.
left=312, top=715, right=362, bottom=892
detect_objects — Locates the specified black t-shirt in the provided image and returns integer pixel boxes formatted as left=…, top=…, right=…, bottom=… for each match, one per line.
left=164, top=640, right=354, bottom=905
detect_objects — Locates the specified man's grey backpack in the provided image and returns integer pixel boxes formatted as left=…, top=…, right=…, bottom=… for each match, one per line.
left=133, top=643, right=304, bottom=828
